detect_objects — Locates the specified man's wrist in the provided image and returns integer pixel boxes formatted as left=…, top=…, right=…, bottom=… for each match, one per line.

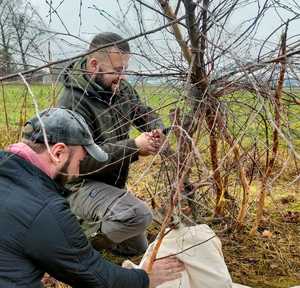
left=127, top=139, right=140, bottom=162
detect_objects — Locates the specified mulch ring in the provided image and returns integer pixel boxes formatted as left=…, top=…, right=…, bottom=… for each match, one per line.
left=221, top=211, right=300, bottom=288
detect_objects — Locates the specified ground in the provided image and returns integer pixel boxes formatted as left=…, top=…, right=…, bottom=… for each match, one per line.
left=128, top=158, right=300, bottom=288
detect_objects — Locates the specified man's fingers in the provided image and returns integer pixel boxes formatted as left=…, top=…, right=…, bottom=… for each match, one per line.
left=153, top=257, right=185, bottom=271
left=149, top=139, right=159, bottom=145
left=155, top=256, right=183, bottom=265
left=148, top=257, right=185, bottom=288
left=135, top=130, right=167, bottom=156
left=147, top=143, right=161, bottom=153
left=162, top=262, right=185, bottom=270
left=163, top=272, right=183, bottom=282
left=171, top=265, right=185, bottom=273
left=161, top=264, right=185, bottom=273
left=147, top=145, right=158, bottom=154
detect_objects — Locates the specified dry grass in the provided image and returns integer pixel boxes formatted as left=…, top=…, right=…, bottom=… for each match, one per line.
left=221, top=211, right=300, bottom=288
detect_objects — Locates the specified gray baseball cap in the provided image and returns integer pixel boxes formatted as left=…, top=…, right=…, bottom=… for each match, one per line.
left=22, top=108, right=108, bottom=162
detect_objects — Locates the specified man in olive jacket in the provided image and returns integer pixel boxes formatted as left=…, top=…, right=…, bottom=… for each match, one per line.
left=58, top=32, right=165, bottom=255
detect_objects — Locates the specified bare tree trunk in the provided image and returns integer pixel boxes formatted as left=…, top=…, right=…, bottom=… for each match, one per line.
left=250, top=27, right=287, bottom=235
left=146, top=152, right=194, bottom=272
left=206, top=107, right=225, bottom=215
left=0, top=1, right=12, bottom=75
left=214, top=111, right=251, bottom=227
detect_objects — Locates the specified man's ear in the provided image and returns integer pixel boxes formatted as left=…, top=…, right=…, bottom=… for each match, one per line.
left=49, top=143, right=69, bottom=164
left=88, top=58, right=98, bottom=74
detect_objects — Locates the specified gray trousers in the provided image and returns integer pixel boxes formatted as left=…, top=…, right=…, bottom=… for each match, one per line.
left=67, top=179, right=153, bottom=255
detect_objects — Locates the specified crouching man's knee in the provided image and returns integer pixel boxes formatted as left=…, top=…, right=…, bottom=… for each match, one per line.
left=101, top=197, right=153, bottom=244
left=133, top=202, right=153, bottom=232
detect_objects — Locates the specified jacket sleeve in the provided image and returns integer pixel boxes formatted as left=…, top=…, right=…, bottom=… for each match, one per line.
left=79, top=138, right=139, bottom=176
left=120, top=80, right=165, bottom=132
left=59, top=93, right=140, bottom=173
left=23, top=199, right=149, bottom=288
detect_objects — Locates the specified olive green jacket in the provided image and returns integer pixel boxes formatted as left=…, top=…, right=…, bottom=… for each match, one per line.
left=58, top=59, right=163, bottom=188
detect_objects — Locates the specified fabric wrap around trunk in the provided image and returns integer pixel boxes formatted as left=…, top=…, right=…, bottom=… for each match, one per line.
left=124, top=224, right=251, bottom=288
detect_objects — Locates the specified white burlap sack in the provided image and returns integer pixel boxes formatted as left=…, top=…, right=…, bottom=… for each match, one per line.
left=123, top=224, right=251, bottom=288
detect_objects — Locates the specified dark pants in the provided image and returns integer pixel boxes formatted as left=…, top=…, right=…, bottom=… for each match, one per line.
left=67, top=179, right=153, bottom=255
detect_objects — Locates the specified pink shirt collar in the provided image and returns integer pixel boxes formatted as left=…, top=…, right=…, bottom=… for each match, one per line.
left=7, top=143, right=52, bottom=178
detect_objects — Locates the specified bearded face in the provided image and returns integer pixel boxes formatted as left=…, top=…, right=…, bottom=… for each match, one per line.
left=91, top=47, right=129, bottom=92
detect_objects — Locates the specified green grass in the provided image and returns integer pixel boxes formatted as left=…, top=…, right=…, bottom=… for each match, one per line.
left=0, top=84, right=58, bottom=127
left=0, top=83, right=177, bottom=128
left=0, top=84, right=59, bottom=147
left=1, top=83, right=300, bottom=153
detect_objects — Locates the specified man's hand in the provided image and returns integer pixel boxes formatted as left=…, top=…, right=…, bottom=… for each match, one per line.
left=150, top=129, right=170, bottom=154
left=149, top=129, right=166, bottom=146
left=134, top=132, right=159, bottom=156
left=143, top=257, right=184, bottom=288
left=135, top=129, right=168, bottom=156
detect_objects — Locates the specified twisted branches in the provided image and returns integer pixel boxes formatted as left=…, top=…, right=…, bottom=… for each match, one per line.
left=250, top=23, right=288, bottom=235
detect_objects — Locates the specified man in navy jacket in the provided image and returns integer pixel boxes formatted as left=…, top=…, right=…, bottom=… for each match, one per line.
left=0, top=108, right=183, bottom=287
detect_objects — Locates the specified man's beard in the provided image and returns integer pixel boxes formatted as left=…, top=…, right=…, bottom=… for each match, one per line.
left=95, top=68, right=112, bottom=91
left=53, top=156, right=73, bottom=185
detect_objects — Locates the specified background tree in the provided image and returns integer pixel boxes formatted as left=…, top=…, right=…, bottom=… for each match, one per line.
left=121, top=0, right=300, bottom=232
left=0, top=49, right=15, bottom=76
left=0, top=0, right=15, bottom=75
left=0, top=0, right=47, bottom=72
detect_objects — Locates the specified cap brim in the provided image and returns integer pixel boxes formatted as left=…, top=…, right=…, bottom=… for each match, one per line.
left=85, top=143, right=108, bottom=162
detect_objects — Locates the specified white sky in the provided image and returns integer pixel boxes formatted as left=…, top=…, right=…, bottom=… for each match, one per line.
left=29, top=0, right=299, bottom=70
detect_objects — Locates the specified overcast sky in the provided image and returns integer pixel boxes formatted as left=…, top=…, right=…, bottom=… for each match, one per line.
left=28, top=0, right=299, bottom=70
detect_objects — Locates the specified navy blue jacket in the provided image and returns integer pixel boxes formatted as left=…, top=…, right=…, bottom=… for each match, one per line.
left=0, top=151, right=149, bottom=288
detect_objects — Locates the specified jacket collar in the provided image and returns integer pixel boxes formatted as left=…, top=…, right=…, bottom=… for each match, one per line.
left=64, top=58, right=114, bottom=104
left=0, top=151, right=70, bottom=197
left=6, top=143, right=52, bottom=178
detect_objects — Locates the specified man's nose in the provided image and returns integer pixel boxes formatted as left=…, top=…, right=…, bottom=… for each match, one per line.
left=118, top=73, right=127, bottom=81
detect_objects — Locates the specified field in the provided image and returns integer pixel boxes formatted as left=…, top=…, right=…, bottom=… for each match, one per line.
left=0, top=83, right=299, bottom=288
